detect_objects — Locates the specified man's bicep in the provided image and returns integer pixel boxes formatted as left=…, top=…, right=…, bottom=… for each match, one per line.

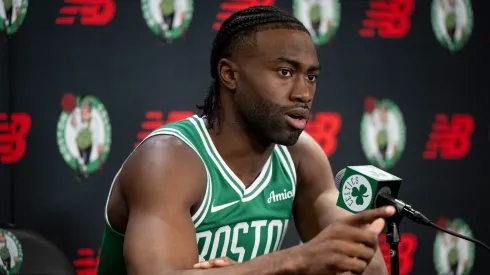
left=124, top=204, right=199, bottom=274
left=291, top=132, right=348, bottom=242
left=120, top=135, right=206, bottom=275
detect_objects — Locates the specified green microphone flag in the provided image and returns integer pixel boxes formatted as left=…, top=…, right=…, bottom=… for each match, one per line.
left=336, top=165, right=402, bottom=214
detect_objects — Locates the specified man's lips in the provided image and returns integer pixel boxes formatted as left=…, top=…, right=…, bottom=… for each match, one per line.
left=284, top=108, right=309, bottom=120
left=284, top=108, right=309, bottom=129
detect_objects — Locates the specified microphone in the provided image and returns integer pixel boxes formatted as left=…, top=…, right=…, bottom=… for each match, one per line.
left=334, top=165, right=490, bottom=254
left=334, top=165, right=430, bottom=226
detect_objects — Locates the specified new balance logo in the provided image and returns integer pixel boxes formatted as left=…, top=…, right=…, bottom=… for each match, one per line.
left=423, top=114, right=474, bottom=160
left=305, top=112, right=342, bottom=157
left=56, top=0, right=116, bottom=25
left=0, top=113, right=31, bottom=164
left=213, top=0, right=275, bottom=30
left=267, top=189, right=294, bottom=204
left=73, top=248, right=100, bottom=275
left=134, top=111, right=194, bottom=149
left=359, top=0, right=414, bottom=38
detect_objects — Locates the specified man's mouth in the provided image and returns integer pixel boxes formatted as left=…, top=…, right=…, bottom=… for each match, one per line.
left=285, top=108, right=309, bottom=120
left=284, top=108, right=309, bottom=129
left=287, top=114, right=304, bottom=120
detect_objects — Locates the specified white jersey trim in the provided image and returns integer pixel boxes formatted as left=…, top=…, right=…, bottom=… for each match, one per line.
left=103, top=127, right=212, bottom=234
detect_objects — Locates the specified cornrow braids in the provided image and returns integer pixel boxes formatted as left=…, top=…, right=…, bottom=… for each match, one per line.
left=196, top=5, right=309, bottom=128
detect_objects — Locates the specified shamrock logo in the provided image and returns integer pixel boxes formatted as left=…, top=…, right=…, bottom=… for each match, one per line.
left=352, top=184, right=369, bottom=205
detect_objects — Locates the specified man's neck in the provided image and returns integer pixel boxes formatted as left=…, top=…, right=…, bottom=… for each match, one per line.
left=207, top=116, right=275, bottom=187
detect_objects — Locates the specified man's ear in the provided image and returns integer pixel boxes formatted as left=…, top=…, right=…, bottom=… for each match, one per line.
left=217, top=58, right=238, bottom=90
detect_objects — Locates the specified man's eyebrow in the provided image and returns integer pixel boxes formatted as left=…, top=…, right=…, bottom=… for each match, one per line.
left=275, top=57, right=321, bottom=71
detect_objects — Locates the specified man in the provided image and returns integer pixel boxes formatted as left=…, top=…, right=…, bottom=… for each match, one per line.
left=97, top=6, right=393, bottom=275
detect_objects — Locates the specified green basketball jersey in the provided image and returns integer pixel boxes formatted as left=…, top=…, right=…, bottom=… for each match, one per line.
left=97, top=115, right=296, bottom=274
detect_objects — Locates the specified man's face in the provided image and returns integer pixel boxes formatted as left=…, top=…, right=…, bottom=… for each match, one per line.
left=232, top=28, right=320, bottom=145
left=0, top=233, right=5, bottom=242
left=448, top=0, right=456, bottom=7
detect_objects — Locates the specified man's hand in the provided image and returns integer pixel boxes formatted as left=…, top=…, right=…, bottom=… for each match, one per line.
left=299, top=206, right=394, bottom=275
left=192, top=216, right=387, bottom=273
left=290, top=132, right=389, bottom=275
left=193, top=257, right=238, bottom=269
left=192, top=217, right=387, bottom=272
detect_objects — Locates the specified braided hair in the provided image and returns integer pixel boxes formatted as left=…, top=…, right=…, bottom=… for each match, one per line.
left=196, top=5, right=309, bottom=128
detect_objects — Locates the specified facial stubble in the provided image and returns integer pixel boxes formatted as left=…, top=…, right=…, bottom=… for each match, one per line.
left=235, top=90, right=304, bottom=146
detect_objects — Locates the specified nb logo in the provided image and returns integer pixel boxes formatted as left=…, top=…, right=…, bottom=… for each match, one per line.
left=134, top=111, right=194, bottom=149
left=56, top=0, right=116, bottom=25
left=267, top=189, right=294, bottom=204
left=213, top=0, right=275, bottom=30
left=305, top=112, right=342, bottom=157
left=0, top=113, right=31, bottom=164
left=359, top=0, right=414, bottom=38
left=423, top=114, right=474, bottom=160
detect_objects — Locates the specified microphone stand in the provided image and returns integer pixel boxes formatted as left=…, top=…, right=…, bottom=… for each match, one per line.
left=379, top=193, right=405, bottom=275
left=386, top=213, right=402, bottom=275
left=372, top=188, right=490, bottom=275
left=373, top=189, right=490, bottom=275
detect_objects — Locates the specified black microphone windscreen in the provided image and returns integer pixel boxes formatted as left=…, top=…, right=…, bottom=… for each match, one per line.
left=334, top=168, right=346, bottom=190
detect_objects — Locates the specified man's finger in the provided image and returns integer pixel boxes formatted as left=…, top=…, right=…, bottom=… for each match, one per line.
left=345, top=206, right=395, bottom=227
left=193, top=257, right=236, bottom=269
left=366, top=218, right=386, bottom=235
left=193, top=261, right=213, bottom=269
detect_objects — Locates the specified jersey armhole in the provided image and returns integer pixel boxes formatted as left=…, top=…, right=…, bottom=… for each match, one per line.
left=103, top=128, right=212, bottom=235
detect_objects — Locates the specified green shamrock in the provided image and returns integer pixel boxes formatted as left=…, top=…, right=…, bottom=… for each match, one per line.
left=352, top=184, right=369, bottom=205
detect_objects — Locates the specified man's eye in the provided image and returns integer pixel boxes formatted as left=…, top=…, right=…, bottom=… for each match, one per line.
left=278, top=69, right=292, bottom=77
left=307, top=75, right=317, bottom=81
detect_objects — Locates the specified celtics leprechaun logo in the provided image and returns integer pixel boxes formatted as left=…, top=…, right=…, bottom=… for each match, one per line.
left=360, top=97, right=406, bottom=170
left=0, top=230, right=23, bottom=275
left=434, top=218, right=475, bottom=275
left=293, top=0, right=340, bottom=46
left=57, top=93, right=112, bottom=180
left=431, top=0, right=473, bottom=52
left=0, top=0, right=28, bottom=35
left=141, top=0, right=194, bottom=43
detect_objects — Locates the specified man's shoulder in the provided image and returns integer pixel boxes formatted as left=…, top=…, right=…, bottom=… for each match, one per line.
left=134, top=134, right=199, bottom=164
left=119, top=133, right=206, bottom=197
left=284, top=131, right=325, bottom=169
left=119, top=134, right=201, bottom=182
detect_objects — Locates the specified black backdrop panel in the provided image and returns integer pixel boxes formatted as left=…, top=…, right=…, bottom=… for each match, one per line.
left=2, top=0, right=489, bottom=274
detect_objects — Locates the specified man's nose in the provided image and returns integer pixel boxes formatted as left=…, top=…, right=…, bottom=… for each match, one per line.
left=290, top=80, right=313, bottom=103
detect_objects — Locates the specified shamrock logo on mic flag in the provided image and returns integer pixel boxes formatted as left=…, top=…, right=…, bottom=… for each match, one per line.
left=352, top=184, right=369, bottom=205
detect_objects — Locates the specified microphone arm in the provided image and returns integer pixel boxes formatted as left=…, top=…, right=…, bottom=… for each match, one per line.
left=376, top=193, right=490, bottom=253
left=376, top=193, right=431, bottom=226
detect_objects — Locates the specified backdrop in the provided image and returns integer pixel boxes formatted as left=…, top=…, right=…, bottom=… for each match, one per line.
left=1, top=0, right=489, bottom=274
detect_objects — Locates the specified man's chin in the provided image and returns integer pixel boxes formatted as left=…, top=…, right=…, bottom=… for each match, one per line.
left=275, top=130, right=303, bottom=146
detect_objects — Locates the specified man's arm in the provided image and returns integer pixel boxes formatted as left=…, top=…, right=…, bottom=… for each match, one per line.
left=289, top=132, right=388, bottom=275
left=120, top=135, right=304, bottom=275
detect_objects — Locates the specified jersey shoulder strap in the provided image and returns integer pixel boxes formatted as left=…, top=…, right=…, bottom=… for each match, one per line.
left=139, top=115, right=213, bottom=228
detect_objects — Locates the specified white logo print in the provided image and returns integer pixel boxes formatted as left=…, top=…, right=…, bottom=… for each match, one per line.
left=342, top=175, right=373, bottom=212
left=210, top=200, right=239, bottom=213
left=267, top=189, right=295, bottom=204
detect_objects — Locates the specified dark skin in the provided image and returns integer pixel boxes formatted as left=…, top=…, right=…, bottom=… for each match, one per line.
left=106, top=28, right=392, bottom=275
